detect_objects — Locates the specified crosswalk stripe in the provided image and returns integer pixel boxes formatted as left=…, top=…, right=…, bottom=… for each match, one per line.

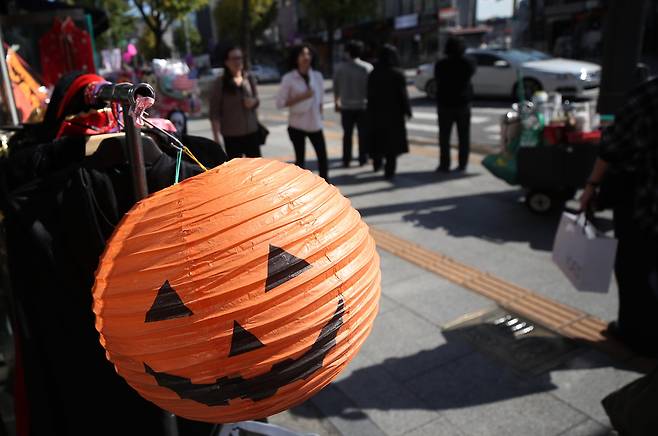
left=411, top=112, right=436, bottom=121
left=412, top=111, right=491, bottom=125
left=406, top=122, right=438, bottom=133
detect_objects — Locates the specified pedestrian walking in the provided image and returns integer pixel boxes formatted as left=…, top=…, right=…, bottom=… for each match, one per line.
left=367, top=44, right=412, bottom=179
left=333, top=40, right=373, bottom=167
left=434, top=36, right=476, bottom=172
left=276, top=44, right=328, bottom=181
left=580, top=76, right=658, bottom=358
left=209, top=45, right=262, bottom=159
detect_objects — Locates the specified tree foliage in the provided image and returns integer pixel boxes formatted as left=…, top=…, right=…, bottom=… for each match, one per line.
left=132, top=0, right=206, bottom=58
left=214, top=0, right=278, bottom=44
left=298, top=0, right=376, bottom=72
left=173, top=19, right=204, bottom=56
left=65, top=0, right=136, bottom=49
left=299, top=0, right=376, bottom=33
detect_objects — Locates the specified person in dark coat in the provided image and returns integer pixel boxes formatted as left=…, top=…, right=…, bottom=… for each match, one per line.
left=367, top=44, right=412, bottom=179
left=434, top=36, right=476, bottom=172
left=580, top=76, right=658, bottom=358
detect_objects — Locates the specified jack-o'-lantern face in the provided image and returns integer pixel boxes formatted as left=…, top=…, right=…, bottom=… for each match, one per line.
left=143, top=246, right=343, bottom=406
left=93, top=159, right=380, bottom=423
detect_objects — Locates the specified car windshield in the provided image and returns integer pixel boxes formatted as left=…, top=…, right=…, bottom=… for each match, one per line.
left=503, top=50, right=552, bottom=64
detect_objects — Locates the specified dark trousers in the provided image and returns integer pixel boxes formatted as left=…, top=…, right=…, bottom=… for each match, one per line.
left=372, top=153, right=397, bottom=178
left=613, top=204, right=658, bottom=355
left=224, top=132, right=262, bottom=159
left=287, top=127, right=328, bottom=180
left=438, top=106, right=471, bottom=170
left=340, top=109, right=368, bottom=165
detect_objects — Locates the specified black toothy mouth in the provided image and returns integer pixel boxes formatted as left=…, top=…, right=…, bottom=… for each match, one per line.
left=145, top=298, right=344, bottom=406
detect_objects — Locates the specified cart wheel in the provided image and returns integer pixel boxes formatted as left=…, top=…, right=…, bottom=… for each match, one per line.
left=526, top=190, right=554, bottom=214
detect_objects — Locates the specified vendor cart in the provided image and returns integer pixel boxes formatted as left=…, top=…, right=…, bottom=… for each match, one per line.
left=483, top=93, right=601, bottom=214
left=518, top=139, right=599, bottom=214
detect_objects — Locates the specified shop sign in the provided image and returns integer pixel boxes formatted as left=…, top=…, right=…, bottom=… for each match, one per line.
left=438, top=7, right=459, bottom=21
left=395, top=13, right=418, bottom=30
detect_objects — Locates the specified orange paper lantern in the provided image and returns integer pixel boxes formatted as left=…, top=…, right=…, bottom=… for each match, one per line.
left=92, top=158, right=381, bottom=423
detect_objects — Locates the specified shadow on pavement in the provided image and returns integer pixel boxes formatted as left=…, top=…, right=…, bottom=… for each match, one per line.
left=331, top=169, right=477, bottom=188
left=353, top=190, right=611, bottom=251
left=290, top=322, right=627, bottom=424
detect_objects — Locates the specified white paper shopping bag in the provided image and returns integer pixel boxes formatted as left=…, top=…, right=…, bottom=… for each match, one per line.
left=552, top=212, right=618, bottom=293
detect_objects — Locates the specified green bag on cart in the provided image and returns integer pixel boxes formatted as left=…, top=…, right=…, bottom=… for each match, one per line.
left=482, top=152, right=518, bottom=185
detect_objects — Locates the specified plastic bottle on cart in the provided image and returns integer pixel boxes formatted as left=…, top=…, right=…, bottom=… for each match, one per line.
left=532, top=91, right=551, bottom=123
left=519, top=101, right=545, bottom=147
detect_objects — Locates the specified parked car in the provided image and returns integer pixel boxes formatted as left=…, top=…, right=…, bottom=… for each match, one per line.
left=415, top=48, right=601, bottom=100
left=250, top=64, right=281, bottom=83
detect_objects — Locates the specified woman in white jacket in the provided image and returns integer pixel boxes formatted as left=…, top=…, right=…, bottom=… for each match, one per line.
left=276, top=44, right=328, bottom=181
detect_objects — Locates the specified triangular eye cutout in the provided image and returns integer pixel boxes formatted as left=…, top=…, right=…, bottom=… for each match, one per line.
left=229, top=321, right=265, bottom=356
left=145, top=280, right=193, bottom=323
left=265, top=244, right=312, bottom=292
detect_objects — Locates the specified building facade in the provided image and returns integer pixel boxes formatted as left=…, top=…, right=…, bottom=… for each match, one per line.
left=279, top=0, right=462, bottom=68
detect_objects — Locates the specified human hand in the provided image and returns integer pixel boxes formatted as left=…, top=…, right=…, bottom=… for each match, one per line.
left=243, top=97, right=258, bottom=109
left=301, top=89, right=314, bottom=100
left=579, top=184, right=597, bottom=212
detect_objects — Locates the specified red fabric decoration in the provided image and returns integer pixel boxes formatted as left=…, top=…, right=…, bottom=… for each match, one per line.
left=56, top=108, right=120, bottom=139
left=39, top=17, right=96, bottom=87
left=56, top=74, right=106, bottom=119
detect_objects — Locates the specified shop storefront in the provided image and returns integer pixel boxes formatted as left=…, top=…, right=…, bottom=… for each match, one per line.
left=544, top=1, right=605, bottom=61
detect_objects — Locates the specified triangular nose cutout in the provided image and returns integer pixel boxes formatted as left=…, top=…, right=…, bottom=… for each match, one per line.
left=229, top=321, right=265, bottom=356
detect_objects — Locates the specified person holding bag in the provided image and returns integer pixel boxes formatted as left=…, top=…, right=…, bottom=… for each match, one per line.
left=209, top=45, right=265, bottom=159
left=580, top=76, right=658, bottom=358
left=276, top=44, right=328, bottom=181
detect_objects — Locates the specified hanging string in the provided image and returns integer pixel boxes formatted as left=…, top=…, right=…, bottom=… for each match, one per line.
left=141, top=117, right=209, bottom=173
left=174, top=148, right=183, bottom=184
left=182, top=146, right=208, bottom=171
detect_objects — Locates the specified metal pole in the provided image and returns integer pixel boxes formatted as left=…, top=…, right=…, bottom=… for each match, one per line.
left=0, top=23, right=19, bottom=126
left=95, top=82, right=155, bottom=202
left=122, top=104, right=149, bottom=201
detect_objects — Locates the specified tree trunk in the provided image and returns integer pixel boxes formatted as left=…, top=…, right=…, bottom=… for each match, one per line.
left=597, top=0, right=649, bottom=114
left=241, top=0, right=251, bottom=68
left=154, top=29, right=166, bottom=59
left=327, top=24, right=335, bottom=76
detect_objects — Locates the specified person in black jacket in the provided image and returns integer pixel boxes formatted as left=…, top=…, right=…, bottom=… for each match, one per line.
left=434, top=37, right=476, bottom=172
left=367, top=44, right=412, bottom=179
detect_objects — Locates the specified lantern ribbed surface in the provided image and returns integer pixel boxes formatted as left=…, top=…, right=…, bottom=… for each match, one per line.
left=92, top=158, right=381, bottom=423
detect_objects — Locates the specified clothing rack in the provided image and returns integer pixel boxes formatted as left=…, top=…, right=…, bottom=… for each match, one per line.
left=93, top=82, right=155, bottom=201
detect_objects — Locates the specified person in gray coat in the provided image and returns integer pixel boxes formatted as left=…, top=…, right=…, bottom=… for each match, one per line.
left=334, top=40, right=373, bottom=167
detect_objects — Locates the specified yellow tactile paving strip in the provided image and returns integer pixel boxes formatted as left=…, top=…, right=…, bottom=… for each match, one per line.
left=370, top=226, right=656, bottom=370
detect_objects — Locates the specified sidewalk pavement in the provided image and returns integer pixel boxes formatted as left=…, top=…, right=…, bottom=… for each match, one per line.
left=186, top=117, right=653, bottom=436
